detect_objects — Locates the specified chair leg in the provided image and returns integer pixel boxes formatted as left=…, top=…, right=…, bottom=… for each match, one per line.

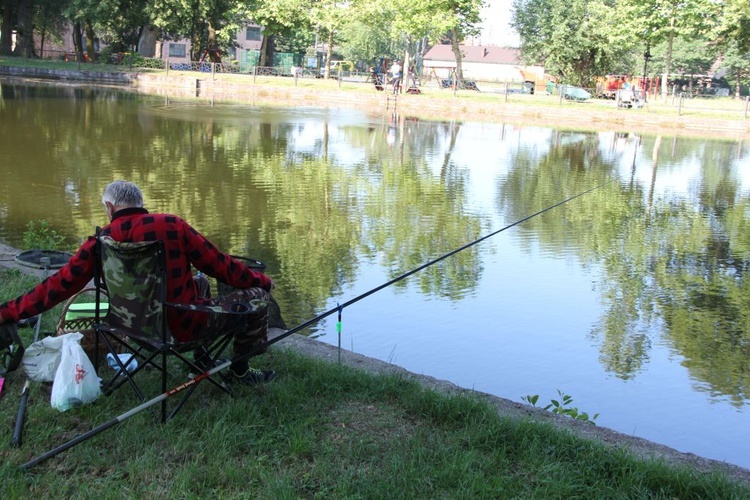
left=160, top=350, right=168, bottom=423
left=167, top=335, right=236, bottom=421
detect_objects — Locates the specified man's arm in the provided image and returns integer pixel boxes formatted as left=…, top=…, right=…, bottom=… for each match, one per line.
left=180, top=221, right=274, bottom=292
left=0, top=238, right=97, bottom=323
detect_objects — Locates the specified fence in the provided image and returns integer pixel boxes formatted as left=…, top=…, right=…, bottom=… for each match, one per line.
left=21, top=53, right=750, bottom=121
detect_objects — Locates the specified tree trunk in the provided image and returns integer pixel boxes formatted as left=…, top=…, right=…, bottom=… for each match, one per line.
left=661, top=17, right=675, bottom=100
left=12, top=0, right=35, bottom=58
left=39, top=29, right=46, bottom=58
left=72, top=21, right=84, bottom=62
left=736, top=69, right=742, bottom=99
left=450, top=28, right=464, bottom=84
left=402, top=36, right=412, bottom=90
left=207, top=21, right=217, bottom=49
left=325, top=30, right=335, bottom=78
left=191, top=30, right=202, bottom=61
left=259, top=33, right=274, bottom=67
left=138, top=24, right=158, bottom=57
left=85, top=19, right=96, bottom=62
left=0, top=0, right=13, bottom=56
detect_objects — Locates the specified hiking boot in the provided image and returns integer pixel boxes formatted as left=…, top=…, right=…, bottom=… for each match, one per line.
left=228, top=367, right=277, bottom=385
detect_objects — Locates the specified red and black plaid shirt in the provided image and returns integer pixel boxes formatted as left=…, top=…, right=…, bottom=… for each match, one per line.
left=0, top=207, right=272, bottom=341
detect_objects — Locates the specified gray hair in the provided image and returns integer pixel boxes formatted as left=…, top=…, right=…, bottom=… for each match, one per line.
left=102, top=181, right=144, bottom=208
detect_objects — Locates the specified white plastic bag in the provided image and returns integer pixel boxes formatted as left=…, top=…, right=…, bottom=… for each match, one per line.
left=106, top=352, right=138, bottom=375
left=50, top=332, right=102, bottom=411
left=22, top=335, right=66, bottom=382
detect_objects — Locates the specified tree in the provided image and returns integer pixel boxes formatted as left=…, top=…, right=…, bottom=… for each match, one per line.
left=720, top=45, right=750, bottom=98
left=616, top=0, right=719, bottom=98
left=511, top=0, right=628, bottom=86
left=388, top=0, right=452, bottom=87
left=310, top=0, right=351, bottom=78
left=715, top=0, right=750, bottom=53
left=714, top=0, right=750, bottom=97
left=145, top=0, right=249, bottom=61
left=443, top=0, right=484, bottom=84
left=12, top=0, right=37, bottom=57
left=244, top=0, right=311, bottom=67
left=34, top=0, right=69, bottom=58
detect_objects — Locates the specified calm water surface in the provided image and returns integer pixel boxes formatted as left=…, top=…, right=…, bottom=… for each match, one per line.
left=1, top=80, right=749, bottom=469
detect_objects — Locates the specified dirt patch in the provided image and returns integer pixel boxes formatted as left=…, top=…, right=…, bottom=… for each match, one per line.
left=325, top=400, right=418, bottom=446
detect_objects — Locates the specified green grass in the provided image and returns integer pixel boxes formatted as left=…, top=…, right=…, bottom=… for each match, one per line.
left=1, top=267, right=748, bottom=497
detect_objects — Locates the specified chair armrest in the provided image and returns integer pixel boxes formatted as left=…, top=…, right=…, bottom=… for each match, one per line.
left=165, top=300, right=265, bottom=316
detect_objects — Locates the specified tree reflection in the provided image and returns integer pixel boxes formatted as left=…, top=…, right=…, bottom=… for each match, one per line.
left=498, top=133, right=750, bottom=403
left=0, top=82, right=485, bottom=330
left=5, top=80, right=748, bottom=404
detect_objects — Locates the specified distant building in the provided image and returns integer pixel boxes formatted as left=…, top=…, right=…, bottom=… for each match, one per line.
left=422, top=44, right=545, bottom=87
left=12, top=21, right=265, bottom=64
left=161, top=23, right=264, bottom=65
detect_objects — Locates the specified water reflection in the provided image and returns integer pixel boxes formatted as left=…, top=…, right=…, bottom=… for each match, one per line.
left=1, top=79, right=749, bottom=467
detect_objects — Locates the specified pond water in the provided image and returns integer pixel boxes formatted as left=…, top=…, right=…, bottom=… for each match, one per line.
left=1, top=79, right=749, bottom=469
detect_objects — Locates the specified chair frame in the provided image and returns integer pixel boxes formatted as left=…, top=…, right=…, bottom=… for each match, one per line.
left=92, top=233, right=259, bottom=422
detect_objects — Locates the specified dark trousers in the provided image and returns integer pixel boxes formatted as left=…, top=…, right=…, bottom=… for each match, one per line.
left=194, top=274, right=269, bottom=370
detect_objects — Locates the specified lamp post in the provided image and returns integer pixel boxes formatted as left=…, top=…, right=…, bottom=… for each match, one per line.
left=642, top=43, right=652, bottom=100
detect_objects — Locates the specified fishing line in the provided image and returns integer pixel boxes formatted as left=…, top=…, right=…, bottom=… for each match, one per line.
left=22, top=182, right=607, bottom=469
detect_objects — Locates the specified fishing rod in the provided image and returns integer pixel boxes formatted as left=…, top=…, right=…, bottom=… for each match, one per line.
left=13, top=256, right=51, bottom=448
left=21, top=182, right=604, bottom=470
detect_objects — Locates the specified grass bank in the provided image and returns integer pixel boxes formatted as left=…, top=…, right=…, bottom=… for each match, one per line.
left=2, top=55, right=750, bottom=138
left=1, top=268, right=749, bottom=497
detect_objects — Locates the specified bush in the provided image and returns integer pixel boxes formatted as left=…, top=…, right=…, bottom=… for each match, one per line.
left=22, top=220, right=67, bottom=250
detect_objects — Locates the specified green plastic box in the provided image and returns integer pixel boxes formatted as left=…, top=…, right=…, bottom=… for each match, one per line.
left=64, top=302, right=109, bottom=320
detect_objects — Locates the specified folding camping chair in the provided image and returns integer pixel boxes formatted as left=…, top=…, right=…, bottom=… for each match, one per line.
left=93, top=235, right=266, bottom=422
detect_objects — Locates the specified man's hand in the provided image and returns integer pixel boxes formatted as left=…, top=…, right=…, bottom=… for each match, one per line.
left=0, top=311, right=5, bottom=324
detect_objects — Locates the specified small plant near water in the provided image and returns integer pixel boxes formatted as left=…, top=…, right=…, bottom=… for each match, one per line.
left=22, top=220, right=67, bottom=250
left=523, top=390, right=599, bottom=424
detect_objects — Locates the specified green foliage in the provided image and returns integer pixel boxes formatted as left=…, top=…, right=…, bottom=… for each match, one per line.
left=511, top=0, right=629, bottom=86
left=523, top=390, right=600, bottom=424
left=22, top=220, right=67, bottom=251
left=717, top=0, right=750, bottom=53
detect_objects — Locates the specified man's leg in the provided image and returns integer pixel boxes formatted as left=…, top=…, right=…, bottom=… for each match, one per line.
left=204, top=287, right=276, bottom=384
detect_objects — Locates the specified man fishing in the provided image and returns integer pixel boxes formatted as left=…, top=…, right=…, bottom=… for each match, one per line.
left=0, top=180, right=276, bottom=384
